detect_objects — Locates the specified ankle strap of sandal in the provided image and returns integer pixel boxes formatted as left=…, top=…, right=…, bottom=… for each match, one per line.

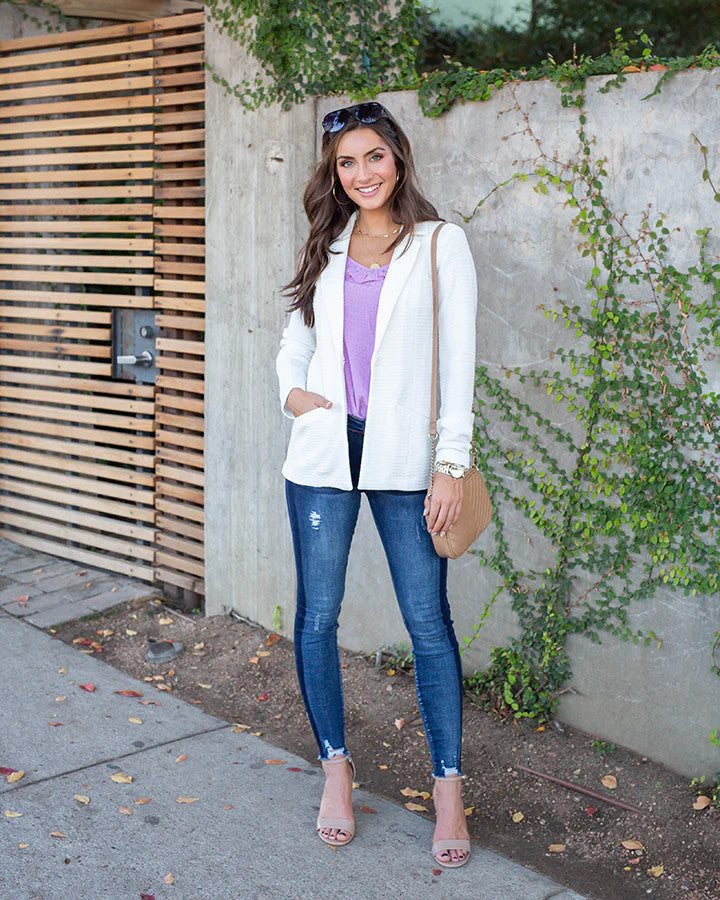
left=322, top=754, right=352, bottom=765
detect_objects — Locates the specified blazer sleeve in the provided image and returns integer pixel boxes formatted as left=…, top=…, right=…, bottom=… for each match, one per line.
left=275, top=306, right=316, bottom=419
left=435, top=222, right=478, bottom=469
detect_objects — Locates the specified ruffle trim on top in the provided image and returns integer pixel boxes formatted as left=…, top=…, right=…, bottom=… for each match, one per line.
left=345, top=255, right=390, bottom=284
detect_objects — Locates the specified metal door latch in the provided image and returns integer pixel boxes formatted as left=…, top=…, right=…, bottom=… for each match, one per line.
left=112, top=309, right=158, bottom=384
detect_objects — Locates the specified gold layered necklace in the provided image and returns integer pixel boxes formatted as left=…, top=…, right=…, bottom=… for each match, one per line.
left=353, top=221, right=400, bottom=269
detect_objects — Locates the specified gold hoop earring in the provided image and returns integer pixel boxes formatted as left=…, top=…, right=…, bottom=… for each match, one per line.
left=332, top=181, right=350, bottom=205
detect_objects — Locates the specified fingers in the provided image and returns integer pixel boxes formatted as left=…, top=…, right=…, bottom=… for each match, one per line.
left=313, top=392, right=332, bottom=409
left=424, top=480, right=464, bottom=536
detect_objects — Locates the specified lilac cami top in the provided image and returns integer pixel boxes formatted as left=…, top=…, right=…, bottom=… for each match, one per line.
left=343, top=255, right=389, bottom=420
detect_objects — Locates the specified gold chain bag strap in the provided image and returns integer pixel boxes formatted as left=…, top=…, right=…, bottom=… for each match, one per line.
left=427, top=222, right=492, bottom=559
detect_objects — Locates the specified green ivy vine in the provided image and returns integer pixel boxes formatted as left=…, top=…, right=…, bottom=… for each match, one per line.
left=203, top=0, right=419, bottom=110
left=460, top=82, right=720, bottom=721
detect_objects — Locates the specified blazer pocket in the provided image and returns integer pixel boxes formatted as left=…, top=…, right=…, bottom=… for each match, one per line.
left=294, top=405, right=327, bottom=420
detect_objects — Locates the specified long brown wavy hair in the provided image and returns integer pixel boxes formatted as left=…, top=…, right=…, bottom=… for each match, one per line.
left=282, top=105, right=441, bottom=328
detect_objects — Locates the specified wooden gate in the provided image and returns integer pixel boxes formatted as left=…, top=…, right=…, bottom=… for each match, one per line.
left=0, top=10, right=206, bottom=603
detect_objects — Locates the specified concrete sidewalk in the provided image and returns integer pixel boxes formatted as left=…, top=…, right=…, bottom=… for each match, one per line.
left=0, top=548, right=585, bottom=899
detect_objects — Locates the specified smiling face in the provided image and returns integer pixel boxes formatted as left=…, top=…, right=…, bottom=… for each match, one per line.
left=334, top=127, right=398, bottom=213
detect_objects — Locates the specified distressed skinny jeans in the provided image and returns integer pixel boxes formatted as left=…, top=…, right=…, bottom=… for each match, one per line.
left=284, top=413, right=464, bottom=777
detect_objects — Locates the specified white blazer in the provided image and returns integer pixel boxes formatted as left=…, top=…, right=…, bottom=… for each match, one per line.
left=276, top=211, right=478, bottom=491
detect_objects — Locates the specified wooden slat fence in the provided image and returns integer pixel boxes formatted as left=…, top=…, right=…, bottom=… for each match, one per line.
left=0, top=11, right=206, bottom=602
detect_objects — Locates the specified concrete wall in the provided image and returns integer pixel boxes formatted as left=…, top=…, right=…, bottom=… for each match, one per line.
left=0, top=4, right=108, bottom=38
left=205, top=33, right=720, bottom=779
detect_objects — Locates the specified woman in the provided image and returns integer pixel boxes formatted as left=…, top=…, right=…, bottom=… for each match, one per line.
left=275, top=101, right=478, bottom=868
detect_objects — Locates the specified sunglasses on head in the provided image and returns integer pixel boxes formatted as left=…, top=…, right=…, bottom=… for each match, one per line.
left=322, top=102, right=395, bottom=134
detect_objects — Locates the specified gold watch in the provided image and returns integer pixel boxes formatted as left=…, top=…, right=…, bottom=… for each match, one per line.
left=434, top=460, right=466, bottom=479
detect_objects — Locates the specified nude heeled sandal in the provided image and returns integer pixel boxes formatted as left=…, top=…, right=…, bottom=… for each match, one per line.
left=431, top=773, right=472, bottom=868
left=316, top=754, right=356, bottom=847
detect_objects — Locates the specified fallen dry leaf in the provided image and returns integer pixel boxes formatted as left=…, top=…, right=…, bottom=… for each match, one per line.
left=266, top=633, right=280, bottom=646
left=74, top=794, right=90, bottom=805
left=158, top=617, right=173, bottom=625
left=405, top=802, right=428, bottom=811
left=18, top=844, right=29, bottom=849
left=110, top=773, right=132, bottom=784
left=11, top=595, right=29, bottom=606
left=249, top=657, right=259, bottom=664
left=48, top=721, right=63, bottom=727
left=257, top=651, right=271, bottom=658
left=394, top=718, right=405, bottom=730
left=232, top=725, right=250, bottom=732
left=359, top=806, right=377, bottom=813
left=692, top=795, right=711, bottom=810
left=464, top=806, right=474, bottom=816
left=511, top=811, right=524, bottom=823
left=49, top=831, right=67, bottom=838
left=128, top=717, right=143, bottom=724
left=125, top=629, right=137, bottom=636
left=5, top=810, right=22, bottom=818
left=223, top=805, right=233, bottom=810
left=386, top=668, right=396, bottom=676
left=401, top=787, right=424, bottom=798
left=378, top=764, right=389, bottom=770
left=600, top=775, right=617, bottom=789
left=176, top=797, right=199, bottom=803
left=163, top=874, right=175, bottom=885
left=548, top=843, right=566, bottom=853
left=115, top=690, right=142, bottom=697
left=175, top=754, right=186, bottom=763
left=256, top=693, right=270, bottom=702
left=135, top=798, right=151, bottom=805
left=118, top=806, right=133, bottom=815
left=647, top=864, right=665, bottom=877
left=55, top=696, right=67, bottom=702
left=79, top=683, right=95, bottom=692
left=6, top=771, right=25, bottom=783
left=621, top=840, right=644, bottom=850
left=264, top=759, right=286, bottom=765
left=197, top=683, right=212, bottom=690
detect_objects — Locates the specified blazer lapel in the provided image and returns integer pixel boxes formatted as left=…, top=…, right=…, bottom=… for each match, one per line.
left=371, top=226, right=422, bottom=361
left=322, top=211, right=357, bottom=362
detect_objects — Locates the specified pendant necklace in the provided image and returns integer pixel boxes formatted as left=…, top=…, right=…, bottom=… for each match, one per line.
left=354, top=222, right=398, bottom=269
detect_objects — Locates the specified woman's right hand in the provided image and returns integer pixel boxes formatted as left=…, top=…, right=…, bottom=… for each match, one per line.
left=287, top=387, right=333, bottom=417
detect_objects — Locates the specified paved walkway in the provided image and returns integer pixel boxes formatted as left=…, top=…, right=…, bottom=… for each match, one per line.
left=0, top=538, right=586, bottom=899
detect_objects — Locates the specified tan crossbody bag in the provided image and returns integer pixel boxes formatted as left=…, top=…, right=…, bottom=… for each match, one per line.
left=427, top=222, right=492, bottom=558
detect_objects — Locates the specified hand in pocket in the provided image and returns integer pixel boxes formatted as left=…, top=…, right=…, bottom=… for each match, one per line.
left=287, top=388, right=333, bottom=417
